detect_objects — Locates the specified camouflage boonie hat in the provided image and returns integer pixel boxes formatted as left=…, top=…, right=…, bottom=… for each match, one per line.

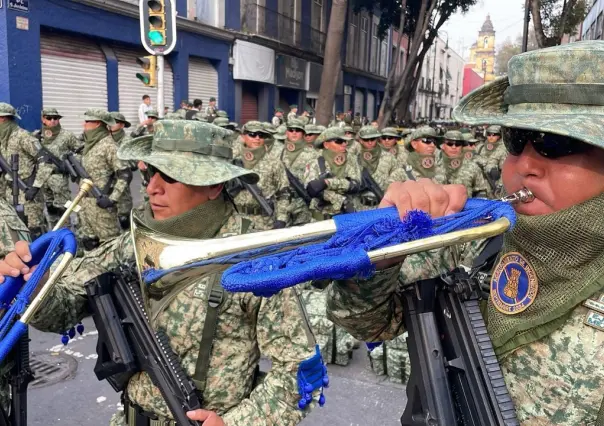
left=381, top=127, right=400, bottom=138
left=442, top=130, right=464, bottom=141
left=213, top=117, right=230, bottom=128
left=0, top=103, right=20, bottom=119
left=274, top=126, right=287, bottom=140
left=454, top=41, right=604, bottom=149
left=486, top=125, right=501, bottom=134
left=147, top=110, right=160, bottom=119
left=242, top=121, right=272, bottom=135
left=314, top=127, right=352, bottom=148
left=216, top=110, right=228, bottom=118
left=262, top=122, right=277, bottom=134
left=406, top=126, right=438, bottom=149
left=42, top=108, right=62, bottom=119
left=118, top=120, right=258, bottom=186
left=110, top=112, right=131, bottom=128
left=358, top=125, right=382, bottom=140
left=304, top=124, right=322, bottom=135
left=459, top=127, right=471, bottom=134
left=342, top=125, right=354, bottom=134
left=228, top=122, right=239, bottom=131
left=286, top=118, right=306, bottom=131
left=194, top=113, right=208, bottom=122
left=84, top=109, right=115, bottom=126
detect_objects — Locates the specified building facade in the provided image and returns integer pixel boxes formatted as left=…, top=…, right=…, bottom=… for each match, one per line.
left=582, top=0, right=603, bottom=41
left=411, top=36, right=464, bottom=121
left=0, top=0, right=390, bottom=132
left=467, top=15, right=496, bottom=84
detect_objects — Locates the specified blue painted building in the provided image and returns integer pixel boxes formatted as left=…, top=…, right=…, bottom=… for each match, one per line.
left=0, top=0, right=390, bottom=131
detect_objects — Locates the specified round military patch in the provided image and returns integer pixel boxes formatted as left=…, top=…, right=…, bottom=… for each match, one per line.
left=464, top=151, right=474, bottom=160
left=244, top=151, right=254, bottom=161
left=286, top=142, right=296, bottom=152
left=450, top=158, right=461, bottom=169
left=334, top=154, right=346, bottom=166
left=486, top=143, right=495, bottom=151
left=44, top=129, right=53, bottom=138
left=490, top=252, right=538, bottom=315
left=389, top=148, right=397, bottom=155
left=421, top=157, right=434, bottom=169
left=363, top=151, right=373, bottom=161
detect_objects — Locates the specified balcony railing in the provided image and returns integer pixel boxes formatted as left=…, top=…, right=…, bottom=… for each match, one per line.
left=242, top=4, right=326, bottom=55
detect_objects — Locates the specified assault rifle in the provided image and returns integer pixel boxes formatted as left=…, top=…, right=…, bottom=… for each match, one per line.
left=361, top=168, right=384, bottom=201
left=401, top=236, right=519, bottom=426
left=0, top=154, right=29, bottom=195
left=62, top=154, right=108, bottom=203
left=232, top=160, right=274, bottom=217
left=86, top=265, right=202, bottom=426
left=284, top=168, right=312, bottom=205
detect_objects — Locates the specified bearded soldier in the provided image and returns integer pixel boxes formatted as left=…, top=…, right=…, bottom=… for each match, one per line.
left=305, top=127, right=361, bottom=220
left=439, top=130, right=489, bottom=198
left=36, top=108, right=83, bottom=229
left=0, top=103, right=54, bottom=239
left=0, top=119, right=321, bottom=425
left=403, top=127, right=446, bottom=183
left=325, top=41, right=604, bottom=425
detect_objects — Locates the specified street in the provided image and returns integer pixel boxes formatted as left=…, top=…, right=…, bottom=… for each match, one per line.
left=23, top=177, right=408, bottom=425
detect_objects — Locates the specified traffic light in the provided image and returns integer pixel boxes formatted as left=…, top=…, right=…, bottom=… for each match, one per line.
left=140, top=0, right=176, bottom=55
left=136, top=56, right=157, bottom=87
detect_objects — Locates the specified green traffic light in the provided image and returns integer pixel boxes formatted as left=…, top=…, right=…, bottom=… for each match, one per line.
left=149, top=30, right=165, bottom=45
left=136, top=73, right=150, bottom=84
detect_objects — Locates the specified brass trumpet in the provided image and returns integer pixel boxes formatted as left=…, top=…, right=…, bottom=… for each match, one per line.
left=132, top=189, right=534, bottom=281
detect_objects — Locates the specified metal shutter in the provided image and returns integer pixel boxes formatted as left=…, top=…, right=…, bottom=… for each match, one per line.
left=114, top=47, right=174, bottom=124
left=188, top=57, right=218, bottom=109
left=366, top=92, right=375, bottom=120
left=241, top=84, right=258, bottom=124
left=40, top=33, right=108, bottom=134
left=354, top=89, right=364, bottom=116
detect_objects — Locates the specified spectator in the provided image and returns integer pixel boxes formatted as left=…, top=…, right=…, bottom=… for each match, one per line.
left=138, top=95, right=151, bottom=124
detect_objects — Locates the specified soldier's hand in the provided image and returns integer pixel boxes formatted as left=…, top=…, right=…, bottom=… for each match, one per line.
left=272, top=220, right=287, bottom=229
left=24, top=187, right=39, bottom=202
left=488, top=167, right=501, bottom=181
left=0, top=241, right=39, bottom=283
left=96, top=195, right=115, bottom=209
left=307, top=179, right=327, bottom=197
left=186, top=409, right=225, bottom=426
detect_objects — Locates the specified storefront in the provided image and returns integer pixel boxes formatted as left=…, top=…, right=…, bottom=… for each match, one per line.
left=275, top=54, right=307, bottom=112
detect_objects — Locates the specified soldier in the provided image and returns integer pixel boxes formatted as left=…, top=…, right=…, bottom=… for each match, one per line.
left=0, top=103, right=54, bottom=239
left=329, top=112, right=346, bottom=128
left=109, top=112, right=136, bottom=230
left=378, top=127, right=407, bottom=165
left=282, top=119, right=319, bottom=225
left=303, top=124, right=322, bottom=148
left=230, top=121, right=291, bottom=230
left=205, top=96, right=217, bottom=121
left=216, top=110, right=229, bottom=120
left=352, top=112, right=362, bottom=133
left=475, top=125, right=506, bottom=193
left=403, top=127, right=446, bottom=183
left=193, top=111, right=209, bottom=122
left=325, top=41, right=604, bottom=425
left=305, top=127, right=361, bottom=220
left=0, top=119, right=321, bottom=425
left=344, top=109, right=353, bottom=126
left=462, top=132, right=479, bottom=161
left=77, top=109, right=132, bottom=250
left=286, top=104, right=298, bottom=123
left=356, top=126, right=407, bottom=211
left=35, top=108, right=83, bottom=229
left=439, top=130, right=489, bottom=198
left=272, top=107, right=285, bottom=127
left=261, top=122, right=285, bottom=161
left=131, top=110, right=159, bottom=138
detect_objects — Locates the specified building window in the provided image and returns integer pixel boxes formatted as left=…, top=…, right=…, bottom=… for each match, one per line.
left=482, top=59, right=487, bottom=71
left=347, top=10, right=358, bottom=66
left=361, top=16, right=368, bottom=33
left=312, top=0, right=324, bottom=32
left=371, top=22, right=379, bottom=73
left=483, top=37, right=488, bottom=48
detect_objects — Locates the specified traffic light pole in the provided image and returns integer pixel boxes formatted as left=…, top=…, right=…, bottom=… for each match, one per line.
left=157, top=55, right=165, bottom=118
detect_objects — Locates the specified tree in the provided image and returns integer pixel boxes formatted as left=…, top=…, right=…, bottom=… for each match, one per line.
left=529, top=0, right=587, bottom=48
left=315, top=0, right=349, bottom=126
left=494, top=31, right=538, bottom=76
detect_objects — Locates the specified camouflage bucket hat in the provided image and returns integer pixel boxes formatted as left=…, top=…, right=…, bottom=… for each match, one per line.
left=110, top=112, right=131, bottom=128
left=381, top=127, right=400, bottom=138
left=147, top=110, right=160, bottom=119
left=486, top=125, right=501, bottom=134
left=314, top=127, right=352, bottom=148
left=358, top=125, right=382, bottom=139
left=443, top=130, right=464, bottom=141
left=194, top=113, right=208, bottom=122
left=242, top=121, right=272, bottom=135
left=216, top=110, right=228, bottom=118
left=304, top=124, right=321, bottom=135
left=274, top=126, right=287, bottom=140
left=286, top=118, right=306, bottom=131
left=405, top=126, right=438, bottom=148
left=262, top=122, right=277, bottom=134
left=342, top=125, right=354, bottom=134
left=42, top=108, right=62, bottom=119
left=454, top=41, right=604, bottom=149
left=118, top=120, right=259, bottom=185
left=0, top=103, right=21, bottom=119
left=213, top=117, right=230, bottom=128
left=84, top=108, right=116, bottom=126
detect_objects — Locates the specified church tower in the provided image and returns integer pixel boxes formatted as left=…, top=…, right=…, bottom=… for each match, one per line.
left=468, top=15, right=496, bottom=83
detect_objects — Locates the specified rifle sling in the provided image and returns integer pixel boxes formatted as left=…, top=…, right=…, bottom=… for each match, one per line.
left=404, top=166, right=416, bottom=182
left=318, top=156, right=327, bottom=176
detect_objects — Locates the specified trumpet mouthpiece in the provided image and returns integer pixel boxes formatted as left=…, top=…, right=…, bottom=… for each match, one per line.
left=500, top=188, right=534, bottom=204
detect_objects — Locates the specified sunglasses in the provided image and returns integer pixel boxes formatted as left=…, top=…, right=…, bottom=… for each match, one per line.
left=287, top=128, right=303, bottom=133
left=501, top=127, right=592, bottom=159
left=420, top=138, right=436, bottom=145
left=487, top=133, right=500, bottom=137
left=444, top=141, right=464, bottom=148
left=44, top=116, right=60, bottom=121
left=466, top=142, right=477, bottom=147
left=246, top=132, right=266, bottom=139
left=381, top=136, right=396, bottom=140
left=327, top=139, right=347, bottom=145
left=362, top=138, right=378, bottom=142
left=142, top=164, right=178, bottom=184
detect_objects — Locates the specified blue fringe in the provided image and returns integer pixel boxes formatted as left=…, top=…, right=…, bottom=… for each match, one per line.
left=296, top=345, right=329, bottom=409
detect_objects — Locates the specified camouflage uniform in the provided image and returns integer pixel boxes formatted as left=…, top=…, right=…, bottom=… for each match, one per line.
left=287, top=105, right=298, bottom=124
left=28, top=120, right=320, bottom=426
left=379, top=127, right=408, bottom=165
left=402, top=127, right=446, bottom=184
left=78, top=109, right=132, bottom=249
left=213, top=117, right=239, bottom=147
left=474, top=125, right=506, bottom=195
left=367, top=333, right=411, bottom=385
left=131, top=110, right=159, bottom=138
left=272, top=108, right=284, bottom=127
left=205, top=98, right=217, bottom=121
left=281, top=119, right=319, bottom=225
left=232, top=121, right=291, bottom=230
left=305, top=128, right=362, bottom=220
left=461, top=132, right=479, bottom=162
left=109, top=112, right=135, bottom=230
left=355, top=126, right=407, bottom=211
left=0, top=103, right=55, bottom=237
left=37, top=108, right=83, bottom=229
left=439, top=130, right=489, bottom=198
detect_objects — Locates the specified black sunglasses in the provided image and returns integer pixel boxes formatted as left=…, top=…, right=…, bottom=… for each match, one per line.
left=44, top=116, right=60, bottom=121
left=501, top=127, right=592, bottom=159
left=246, top=132, right=266, bottom=139
left=362, top=138, right=378, bottom=142
left=142, top=164, right=178, bottom=184
left=287, top=128, right=303, bottom=133
left=327, top=139, right=347, bottom=145
left=444, top=141, right=464, bottom=148
left=487, top=132, right=500, bottom=137
left=420, top=138, right=436, bottom=145
left=381, top=136, right=397, bottom=140
left=466, top=142, right=477, bottom=147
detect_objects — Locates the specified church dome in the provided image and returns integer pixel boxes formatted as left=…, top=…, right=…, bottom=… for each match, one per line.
left=480, top=15, right=494, bottom=33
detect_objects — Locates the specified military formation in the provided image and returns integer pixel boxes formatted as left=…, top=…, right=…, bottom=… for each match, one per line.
left=0, top=40, right=603, bottom=426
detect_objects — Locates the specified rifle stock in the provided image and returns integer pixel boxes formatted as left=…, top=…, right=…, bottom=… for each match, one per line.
left=63, top=154, right=105, bottom=201
left=232, top=160, right=274, bottom=217
left=285, top=168, right=312, bottom=205
left=361, top=168, right=384, bottom=200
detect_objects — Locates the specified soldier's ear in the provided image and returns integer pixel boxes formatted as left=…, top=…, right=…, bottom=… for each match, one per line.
left=207, top=183, right=224, bottom=200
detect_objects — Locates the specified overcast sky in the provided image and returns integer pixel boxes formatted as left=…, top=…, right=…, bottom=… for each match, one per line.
left=440, top=0, right=526, bottom=60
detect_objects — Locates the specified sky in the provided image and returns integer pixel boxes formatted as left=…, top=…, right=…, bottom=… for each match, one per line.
left=441, top=0, right=527, bottom=60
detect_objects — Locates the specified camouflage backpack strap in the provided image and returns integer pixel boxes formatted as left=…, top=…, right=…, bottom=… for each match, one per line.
left=192, top=275, right=224, bottom=398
